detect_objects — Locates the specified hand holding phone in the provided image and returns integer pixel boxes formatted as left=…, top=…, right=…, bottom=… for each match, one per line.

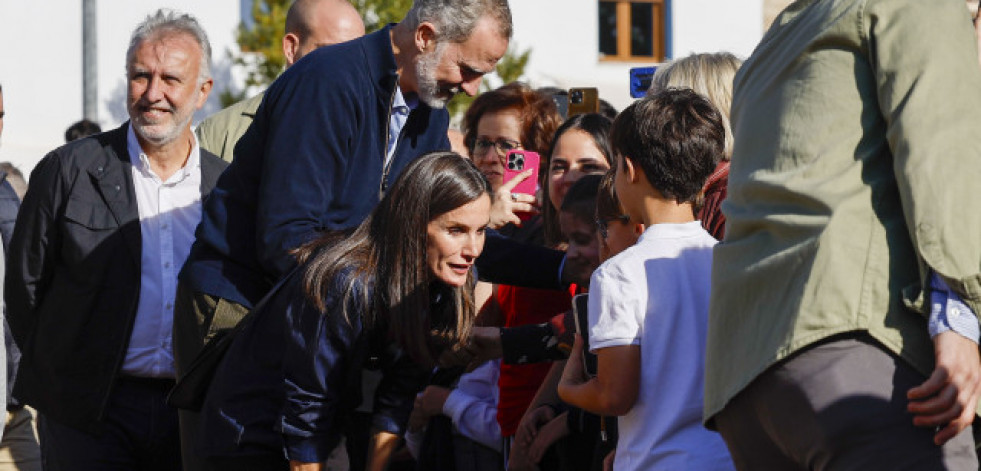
left=502, top=150, right=540, bottom=222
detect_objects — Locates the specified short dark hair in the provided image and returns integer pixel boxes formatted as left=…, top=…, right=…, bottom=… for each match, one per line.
left=595, top=169, right=623, bottom=223
left=560, top=174, right=602, bottom=226
left=610, top=88, right=723, bottom=203
left=598, top=99, right=618, bottom=121
left=65, top=119, right=102, bottom=142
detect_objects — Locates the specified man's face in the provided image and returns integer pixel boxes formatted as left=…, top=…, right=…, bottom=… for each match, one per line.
left=126, top=32, right=212, bottom=148
left=414, top=16, right=508, bottom=108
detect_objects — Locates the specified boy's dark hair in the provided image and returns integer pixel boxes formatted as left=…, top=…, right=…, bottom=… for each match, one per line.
left=560, top=174, right=603, bottom=225
left=595, top=169, right=623, bottom=223
left=610, top=88, right=723, bottom=203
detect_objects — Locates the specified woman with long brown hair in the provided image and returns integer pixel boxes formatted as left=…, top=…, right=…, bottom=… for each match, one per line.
left=196, top=152, right=492, bottom=471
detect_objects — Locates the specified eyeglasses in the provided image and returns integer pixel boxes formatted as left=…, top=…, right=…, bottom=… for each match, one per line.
left=595, top=215, right=631, bottom=240
left=472, top=138, right=522, bottom=162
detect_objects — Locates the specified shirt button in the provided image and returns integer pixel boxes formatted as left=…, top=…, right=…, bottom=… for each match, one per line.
left=164, top=262, right=170, bottom=268
left=166, top=303, right=173, bottom=310
left=161, top=223, right=168, bottom=230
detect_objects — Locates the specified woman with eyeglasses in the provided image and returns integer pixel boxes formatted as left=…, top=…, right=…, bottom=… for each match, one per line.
left=471, top=106, right=615, bottom=470
left=462, top=82, right=563, bottom=243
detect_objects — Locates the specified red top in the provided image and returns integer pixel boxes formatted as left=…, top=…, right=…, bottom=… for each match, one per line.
left=496, top=283, right=577, bottom=436
left=699, top=161, right=729, bottom=240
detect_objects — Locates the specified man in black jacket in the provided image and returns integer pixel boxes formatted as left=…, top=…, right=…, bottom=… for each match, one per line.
left=4, top=9, right=227, bottom=470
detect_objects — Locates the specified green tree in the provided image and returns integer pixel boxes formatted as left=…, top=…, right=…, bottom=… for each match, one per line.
left=220, top=0, right=290, bottom=107
left=224, top=0, right=530, bottom=117
left=350, top=0, right=413, bottom=32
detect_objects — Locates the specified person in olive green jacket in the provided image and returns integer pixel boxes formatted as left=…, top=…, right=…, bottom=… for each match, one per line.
left=195, top=0, right=365, bottom=162
left=705, top=0, right=981, bottom=469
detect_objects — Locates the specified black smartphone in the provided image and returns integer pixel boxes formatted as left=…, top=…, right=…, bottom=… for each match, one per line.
left=572, top=293, right=597, bottom=377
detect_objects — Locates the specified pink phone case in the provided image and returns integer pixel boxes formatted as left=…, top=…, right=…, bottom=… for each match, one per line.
left=502, top=150, right=540, bottom=197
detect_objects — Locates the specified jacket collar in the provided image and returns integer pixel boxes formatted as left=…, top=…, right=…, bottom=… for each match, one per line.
left=87, top=122, right=142, bottom=263
left=363, top=24, right=400, bottom=100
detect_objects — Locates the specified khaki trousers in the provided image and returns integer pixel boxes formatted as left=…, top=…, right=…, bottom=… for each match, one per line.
left=172, top=282, right=250, bottom=471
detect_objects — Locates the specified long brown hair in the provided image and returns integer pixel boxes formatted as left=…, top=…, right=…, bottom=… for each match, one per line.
left=294, top=152, right=491, bottom=367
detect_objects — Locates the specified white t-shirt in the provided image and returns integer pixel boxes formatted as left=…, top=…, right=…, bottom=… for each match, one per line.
left=589, top=221, right=733, bottom=471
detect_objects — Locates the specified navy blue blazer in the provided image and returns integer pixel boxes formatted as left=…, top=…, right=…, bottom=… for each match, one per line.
left=181, top=25, right=565, bottom=310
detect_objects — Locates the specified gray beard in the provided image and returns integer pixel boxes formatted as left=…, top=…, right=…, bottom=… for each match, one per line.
left=415, top=43, right=456, bottom=109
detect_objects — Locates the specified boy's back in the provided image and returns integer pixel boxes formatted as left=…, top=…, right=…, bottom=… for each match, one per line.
left=588, top=221, right=731, bottom=471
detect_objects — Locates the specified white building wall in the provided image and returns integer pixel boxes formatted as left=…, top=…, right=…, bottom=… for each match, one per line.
left=509, top=0, right=763, bottom=112
left=0, top=0, right=243, bottom=175
left=1, top=0, right=764, bottom=175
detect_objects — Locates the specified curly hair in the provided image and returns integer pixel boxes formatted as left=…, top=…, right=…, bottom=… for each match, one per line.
left=462, top=82, right=562, bottom=163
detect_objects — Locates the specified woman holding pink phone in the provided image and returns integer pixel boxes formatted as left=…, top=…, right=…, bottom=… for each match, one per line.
left=463, top=82, right=562, bottom=242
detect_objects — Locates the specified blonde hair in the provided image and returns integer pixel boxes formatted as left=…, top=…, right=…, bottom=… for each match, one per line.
left=648, top=52, right=742, bottom=159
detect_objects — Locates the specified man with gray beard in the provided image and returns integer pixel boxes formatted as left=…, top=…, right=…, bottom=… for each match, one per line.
left=175, top=0, right=570, bottom=467
left=5, top=9, right=226, bottom=469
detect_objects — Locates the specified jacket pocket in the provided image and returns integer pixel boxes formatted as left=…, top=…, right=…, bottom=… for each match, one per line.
left=60, top=197, right=124, bottom=276
left=63, top=197, right=119, bottom=230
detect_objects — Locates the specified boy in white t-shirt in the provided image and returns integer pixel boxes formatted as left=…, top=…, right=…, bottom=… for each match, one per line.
left=557, top=88, right=734, bottom=471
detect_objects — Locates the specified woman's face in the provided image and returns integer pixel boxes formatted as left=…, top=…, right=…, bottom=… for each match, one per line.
left=548, top=130, right=610, bottom=211
left=426, top=194, right=491, bottom=287
left=472, top=109, right=523, bottom=191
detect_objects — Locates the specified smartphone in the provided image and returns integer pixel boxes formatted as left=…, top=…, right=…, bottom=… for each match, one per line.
left=572, top=293, right=597, bottom=377
left=502, top=150, right=540, bottom=198
left=552, top=93, right=569, bottom=120
left=568, top=87, right=599, bottom=117
left=502, top=150, right=540, bottom=222
left=630, top=66, right=657, bottom=98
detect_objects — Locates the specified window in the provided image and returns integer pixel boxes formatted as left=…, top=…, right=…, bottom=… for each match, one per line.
left=598, top=0, right=667, bottom=62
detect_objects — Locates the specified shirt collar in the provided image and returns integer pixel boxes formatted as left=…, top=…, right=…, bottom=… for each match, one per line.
left=126, top=122, right=201, bottom=183
left=638, top=220, right=705, bottom=243
left=393, top=84, right=419, bottom=114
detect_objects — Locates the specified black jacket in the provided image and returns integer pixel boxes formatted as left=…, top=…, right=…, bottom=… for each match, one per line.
left=5, top=123, right=227, bottom=432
